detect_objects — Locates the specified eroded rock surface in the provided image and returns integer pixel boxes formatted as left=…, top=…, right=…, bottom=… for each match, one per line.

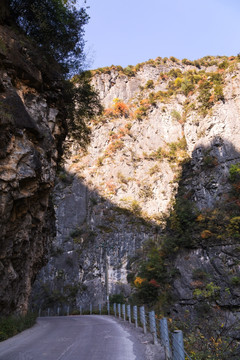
left=32, top=57, right=240, bottom=324
left=0, top=25, right=66, bottom=314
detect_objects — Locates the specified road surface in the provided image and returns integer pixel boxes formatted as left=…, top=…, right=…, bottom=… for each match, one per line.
left=0, top=315, right=146, bottom=360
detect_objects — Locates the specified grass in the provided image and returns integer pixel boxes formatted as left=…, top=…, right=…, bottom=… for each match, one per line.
left=0, top=312, right=37, bottom=341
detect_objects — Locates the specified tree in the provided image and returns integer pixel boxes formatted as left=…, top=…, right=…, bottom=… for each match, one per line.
left=6, top=0, right=89, bottom=76
left=1, top=0, right=102, bottom=148
left=64, top=71, right=103, bottom=148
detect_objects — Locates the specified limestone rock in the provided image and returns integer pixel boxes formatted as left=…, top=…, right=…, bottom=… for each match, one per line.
left=0, top=25, right=66, bottom=315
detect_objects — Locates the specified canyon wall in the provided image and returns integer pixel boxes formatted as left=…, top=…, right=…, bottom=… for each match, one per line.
left=32, top=56, right=240, bottom=324
left=0, top=25, right=67, bottom=314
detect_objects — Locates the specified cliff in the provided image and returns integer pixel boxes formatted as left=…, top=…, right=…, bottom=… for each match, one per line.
left=32, top=54, right=240, bottom=337
left=0, top=25, right=67, bottom=315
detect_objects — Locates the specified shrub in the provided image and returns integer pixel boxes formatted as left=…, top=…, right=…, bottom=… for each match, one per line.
left=227, top=217, right=240, bottom=237
left=109, top=293, right=125, bottom=304
left=123, top=65, right=135, bottom=77
left=139, top=185, right=153, bottom=199
left=202, top=154, right=218, bottom=168
left=230, top=276, right=240, bottom=286
left=174, top=77, right=183, bottom=88
left=218, top=60, right=229, bottom=70
left=170, top=56, right=177, bottom=62
left=104, top=99, right=129, bottom=118
left=171, top=109, right=181, bottom=122
left=181, top=78, right=195, bottom=96
left=145, top=80, right=154, bottom=89
left=182, top=58, right=193, bottom=65
left=229, top=163, right=240, bottom=182
left=113, top=99, right=129, bottom=117
left=214, top=84, right=224, bottom=101
left=0, top=312, right=37, bottom=341
left=201, top=230, right=213, bottom=239
left=149, top=164, right=159, bottom=176
left=129, top=200, right=142, bottom=215
left=117, top=171, right=128, bottom=184
left=192, top=269, right=208, bottom=281
left=106, top=140, right=124, bottom=155
left=96, top=156, right=105, bottom=167
left=134, top=276, right=146, bottom=287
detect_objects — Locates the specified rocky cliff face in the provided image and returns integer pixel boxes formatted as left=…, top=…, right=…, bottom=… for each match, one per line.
left=0, top=25, right=67, bottom=315
left=32, top=56, right=240, bottom=330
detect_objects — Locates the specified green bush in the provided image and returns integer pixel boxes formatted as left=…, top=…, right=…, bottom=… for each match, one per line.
left=145, top=80, right=154, bottom=89
left=229, top=163, right=240, bottom=182
left=0, top=312, right=37, bottom=341
left=218, top=60, right=229, bottom=70
left=109, top=294, right=125, bottom=304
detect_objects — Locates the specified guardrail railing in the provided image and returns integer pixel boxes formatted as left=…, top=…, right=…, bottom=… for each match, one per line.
left=37, top=302, right=192, bottom=360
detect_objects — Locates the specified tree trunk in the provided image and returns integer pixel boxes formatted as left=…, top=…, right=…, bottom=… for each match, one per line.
left=0, top=0, right=10, bottom=24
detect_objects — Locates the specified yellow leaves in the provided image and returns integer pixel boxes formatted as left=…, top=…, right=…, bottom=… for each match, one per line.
left=134, top=277, right=146, bottom=288
left=196, top=214, right=205, bottom=222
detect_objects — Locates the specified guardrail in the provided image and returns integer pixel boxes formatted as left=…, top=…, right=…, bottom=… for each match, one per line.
left=38, top=303, right=192, bottom=360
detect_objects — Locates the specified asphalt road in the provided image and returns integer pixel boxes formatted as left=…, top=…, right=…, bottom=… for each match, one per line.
left=0, top=315, right=146, bottom=360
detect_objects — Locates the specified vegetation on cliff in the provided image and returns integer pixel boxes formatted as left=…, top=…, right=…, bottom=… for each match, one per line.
left=3, top=0, right=88, bottom=76
left=1, top=0, right=102, bottom=148
left=127, top=159, right=240, bottom=359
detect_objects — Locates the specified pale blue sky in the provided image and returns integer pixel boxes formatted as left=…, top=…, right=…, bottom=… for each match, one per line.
left=81, top=0, right=240, bottom=70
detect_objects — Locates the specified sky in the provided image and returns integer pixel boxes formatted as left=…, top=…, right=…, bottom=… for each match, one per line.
left=80, top=0, right=240, bottom=70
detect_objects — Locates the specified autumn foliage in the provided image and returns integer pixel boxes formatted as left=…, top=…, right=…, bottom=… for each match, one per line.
left=104, top=98, right=129, bottom=118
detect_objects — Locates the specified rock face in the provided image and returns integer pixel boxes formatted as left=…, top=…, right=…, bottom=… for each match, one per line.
left=0, top=25, right=66, bottom=315
left=32, top=56, right=240, bottom=324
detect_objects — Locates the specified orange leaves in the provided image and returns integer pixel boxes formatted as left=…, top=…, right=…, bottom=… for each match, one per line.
left=104, top=108, right=116, bottom=118
left=149, top=279, right=160, bottom=288
left=134, top=277, right=146, bottom=288
left=105, top=181, right=117, bottom=195
left=105, top=140, right=124, bottom=157
left=114, top=101, right=129, bottom=117
left=104, top=99, right=130, bottom=119
left=134, top=277, right=161, bottom=288
left=201, top=230, right=213, bottom=239
left=196, top=214, right=205, bottom=222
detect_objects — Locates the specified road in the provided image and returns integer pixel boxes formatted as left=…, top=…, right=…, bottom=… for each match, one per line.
left=0, top=315, right=146, bottom=360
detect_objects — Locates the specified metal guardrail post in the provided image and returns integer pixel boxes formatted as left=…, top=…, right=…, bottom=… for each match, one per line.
left=118, top=303, right=121, bottom=318
left=38, top=308, right=41, bottom=317
left=133, top=306, right=138, bottom=328
left=172, top=330, right=184, bottom=360
left=160, top=318, right=171, bottom=359
left=122, top=304, right=126, bottom=321
left=140, top=306, right=147, bottom=334
left=99, top=303, right=102, bottom=315
left=113, top=303, right=116, bottom=317
left=90, top=303, right=92, bottom=315
left=57, top=307, right=60, bottom=316
left=127, top=305, right=131, bottom=323
left=67, top=306, right=70, bottom=316
left=107, top=301, right=110, bottom=315
left=48, top=308, right=50, bottom=317
left=149, top=311, right=158, bottom=344
left=80, top=305, right=82, bottom=315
